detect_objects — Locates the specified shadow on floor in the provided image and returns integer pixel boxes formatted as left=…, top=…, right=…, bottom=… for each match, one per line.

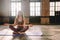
left=12, top=33, right=31, bottom=40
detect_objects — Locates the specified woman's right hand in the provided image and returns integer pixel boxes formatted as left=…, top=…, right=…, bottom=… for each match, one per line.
left=18, top=32, right=25, bottom=34
left=3, top=23, right=9, bottom=26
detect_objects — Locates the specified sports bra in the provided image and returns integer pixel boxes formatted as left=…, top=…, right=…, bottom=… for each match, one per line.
left=17, top=18, right=24, bottom=25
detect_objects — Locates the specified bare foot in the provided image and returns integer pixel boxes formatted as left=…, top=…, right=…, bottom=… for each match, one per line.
left=18, top=32, right=25, bottom=34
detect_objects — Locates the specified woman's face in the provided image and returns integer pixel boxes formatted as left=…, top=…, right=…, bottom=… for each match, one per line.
left=18, top=16, right=22, bottom=19
left=18, top=11, right=23, bottom=20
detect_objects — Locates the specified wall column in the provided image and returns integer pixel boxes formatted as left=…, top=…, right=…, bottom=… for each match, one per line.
left=21, top=0, right=30, bottom=24
left=41, top=0, right=50, bottom=24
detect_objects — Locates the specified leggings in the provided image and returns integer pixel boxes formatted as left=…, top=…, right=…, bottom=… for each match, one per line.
left=9, top=25, right=29, bottom=33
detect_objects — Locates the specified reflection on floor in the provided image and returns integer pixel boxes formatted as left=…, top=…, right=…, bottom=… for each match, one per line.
left=0, top=25, right=60, bottom=40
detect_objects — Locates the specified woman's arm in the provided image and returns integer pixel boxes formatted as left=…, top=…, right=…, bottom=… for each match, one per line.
left=13, top=15, right=19, bottom=26
left=4, top=16, right=18, bottom=26
left=23, top=18, right=26, bottom=26
left=13, top=17, right=17, bottom=26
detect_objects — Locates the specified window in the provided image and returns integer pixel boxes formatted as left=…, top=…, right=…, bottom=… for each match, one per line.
left=30, top=2, right=40, bottom=16
left=11, top=0, right=21, bottom=16
left=50, top=2, right=55, bottom=16
left=50, top=2, right=60, bottom=16
left=56, top=2, right=60, bottom=11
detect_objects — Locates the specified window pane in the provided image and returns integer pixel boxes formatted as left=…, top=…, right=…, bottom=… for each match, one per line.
left=16, top=3, right=21, bottom=15
left=36, top=4, right=40, bottom=17
left=11, top=2, right=21, bottom=16
left=11, top=3, right=16, bottom=16
left=50, top=7, right=54, bottom=11
left=56, top=7, right=60, bottom=11
left=36, top=12, right=40, bottom=16
left=56, top=2, right=60, bottom=6
left=50, top=12, right=55, bottom=16
left=30, top=11, right=35, bottom=16
left=36, top=2, right=40, bottom=6
left=30, top=7, right=35, bottom=11
left=50, top=2, right=55, bottom=16
left=50, top=2, right=54, bottom=6
left=11, top=3, right=16, bottom=11
left=30, top=2, right=40, bottom=16
left=30, top=2, right=35, bottom=6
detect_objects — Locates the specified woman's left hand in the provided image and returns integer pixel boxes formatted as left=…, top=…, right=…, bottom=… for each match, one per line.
left=18, top=32, right=25, bottom=34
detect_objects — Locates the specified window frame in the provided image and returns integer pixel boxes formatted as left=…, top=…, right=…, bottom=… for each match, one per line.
left=10, top=0, right=21, bottom=16
left=30, top=2, right=41, bottom=16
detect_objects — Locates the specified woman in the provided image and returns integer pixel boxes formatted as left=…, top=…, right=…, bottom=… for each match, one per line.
left=9, top=11, right=32, bottom=36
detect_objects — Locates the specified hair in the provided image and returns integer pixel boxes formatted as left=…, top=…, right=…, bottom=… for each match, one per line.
left=15, top=11, right=24, bottom=25
left=17, top=11, right=24, bottom=19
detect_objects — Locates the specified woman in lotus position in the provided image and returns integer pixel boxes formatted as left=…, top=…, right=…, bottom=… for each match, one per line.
left=9, top=11, right=32, bottom=37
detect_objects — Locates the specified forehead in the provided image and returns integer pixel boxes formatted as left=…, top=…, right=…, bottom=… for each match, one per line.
left=18, top=11, right=23, bottom=14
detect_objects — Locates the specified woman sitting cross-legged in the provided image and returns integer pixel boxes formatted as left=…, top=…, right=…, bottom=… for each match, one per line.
left=8, top=11, right=32, bottom=37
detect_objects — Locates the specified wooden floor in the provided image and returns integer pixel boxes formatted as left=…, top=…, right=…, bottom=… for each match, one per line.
left=0, top=25, right=60, bottom=40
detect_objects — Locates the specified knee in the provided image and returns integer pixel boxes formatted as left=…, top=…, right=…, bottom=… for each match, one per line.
left=9, top=25, right=13, bottom=28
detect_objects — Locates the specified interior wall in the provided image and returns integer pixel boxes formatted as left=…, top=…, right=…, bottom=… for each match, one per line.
left=0, top=0, right=3, bottom=16
left=0, top=1, right=1, bottom=12
left=21, top=0, right=30, bottom=24
left=1, top=0, right=10, bottom=16
left=0, top=0, right=10, bottom=24
left=21, top=0, right=30, bottom=16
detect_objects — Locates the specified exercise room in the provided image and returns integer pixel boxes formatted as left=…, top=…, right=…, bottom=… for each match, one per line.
left=0, top=0, right=60, bottom=40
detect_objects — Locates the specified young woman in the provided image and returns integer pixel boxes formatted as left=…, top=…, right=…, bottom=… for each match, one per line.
left=9, top=11, right=32, bottom=36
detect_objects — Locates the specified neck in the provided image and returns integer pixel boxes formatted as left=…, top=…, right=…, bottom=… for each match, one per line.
left=18, top=25, right=23, bottom=26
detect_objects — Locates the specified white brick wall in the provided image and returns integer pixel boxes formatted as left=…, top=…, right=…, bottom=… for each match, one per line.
left=0, top=0, right=10, bottom=16
left=21, top=0, right=30, bottom=16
